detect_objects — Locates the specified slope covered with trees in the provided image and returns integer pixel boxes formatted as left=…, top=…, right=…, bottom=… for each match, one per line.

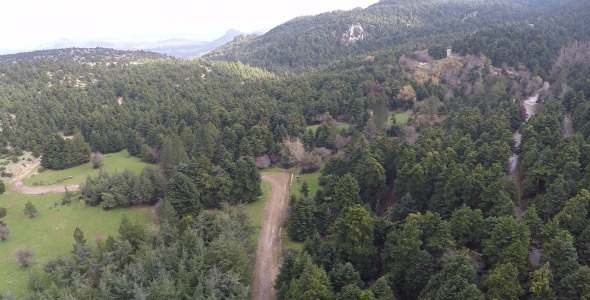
left=0, top=0, right=590, bottom=299
left=205, top=0, right=577, bottom=72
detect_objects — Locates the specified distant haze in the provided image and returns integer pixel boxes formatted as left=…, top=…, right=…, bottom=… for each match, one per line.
left=0, top=0, right=378, bottom=54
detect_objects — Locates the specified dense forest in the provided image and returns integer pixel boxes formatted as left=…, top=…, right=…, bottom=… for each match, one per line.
left=205, top=0, right=580, bottom=72
left=0, top=0, right=589, bottom=299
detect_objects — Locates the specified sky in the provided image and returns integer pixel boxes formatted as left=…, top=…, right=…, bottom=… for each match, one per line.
left=0, top=0, right=379, bottom=53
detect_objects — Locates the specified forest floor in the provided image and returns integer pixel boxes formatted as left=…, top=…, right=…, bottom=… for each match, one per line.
left=252, top=172, right=290, bottom=300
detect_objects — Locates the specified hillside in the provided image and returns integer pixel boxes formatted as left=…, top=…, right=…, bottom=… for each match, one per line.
left=0, top=48, right=165, bottom=63
left=2, top=1, right=590, bottom=299
left=205, top=0, right=574, bottom=72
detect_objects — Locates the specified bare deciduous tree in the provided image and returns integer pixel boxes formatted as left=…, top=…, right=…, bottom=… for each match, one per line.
left=284, top=137, right=307, bottom=166
left=90, top=152, right=104, bottom=169
left=551, top=40, right=590, bottom=76
left=0, top=225, right=11, bottom=241
left=15, top=246, right=35, bottom=267
left=254, top=155, right=271, bottom=169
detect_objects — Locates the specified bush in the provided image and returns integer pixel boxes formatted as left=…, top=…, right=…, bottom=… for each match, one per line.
left=24, top=201, right=38, bottom=218
left=90, top=152, right=104, bottom=169
left=15, top=246, right=35, bottom=267
left=0, top=225, right=11, bottom=241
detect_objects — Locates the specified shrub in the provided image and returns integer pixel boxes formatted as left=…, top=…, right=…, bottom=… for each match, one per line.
left=15, top=247, right=35, bottom=267
left=0, top=225, right=11, bottom=241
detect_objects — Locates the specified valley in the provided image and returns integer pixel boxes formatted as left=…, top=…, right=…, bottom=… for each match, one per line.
left=1, top=0, right=590, bottom=299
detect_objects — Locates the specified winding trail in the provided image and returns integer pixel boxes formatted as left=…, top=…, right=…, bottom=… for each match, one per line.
left=253, top=172, right=291, bottom=300
left=8, top=158, right=80, bottom=195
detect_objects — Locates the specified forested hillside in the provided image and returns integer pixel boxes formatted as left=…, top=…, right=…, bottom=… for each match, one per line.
left=0, top=0, right=589, bottom=299
left=205, top=0, right=577, bottom=72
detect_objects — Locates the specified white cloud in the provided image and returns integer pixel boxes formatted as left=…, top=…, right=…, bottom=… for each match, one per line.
left=0, top=0, right=378, bottom=52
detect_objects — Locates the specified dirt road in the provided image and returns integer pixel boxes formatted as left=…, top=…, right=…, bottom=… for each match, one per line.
left=564, top=114, right=574, bottom=137
left=14, top=181, right=80, bottom=195
left=252, top=172, right=291, bottom=300
left=8, top=158, right=80, bottom=195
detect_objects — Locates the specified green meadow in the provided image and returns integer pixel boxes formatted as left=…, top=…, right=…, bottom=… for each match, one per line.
left=24, top=150, right=149, bottom=187
left=0, top=191, right=154, bottom=297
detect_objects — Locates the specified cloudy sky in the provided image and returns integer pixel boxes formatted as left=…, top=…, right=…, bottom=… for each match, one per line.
left=0, top=0, right=378, bottom=53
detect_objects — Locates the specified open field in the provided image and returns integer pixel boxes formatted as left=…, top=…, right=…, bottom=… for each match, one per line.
left=0, top=191, right=154, bottom=297
left=291, top=171, right=320, bottom=199
left=390, top=111, right=412, bottom=125
left=306, top=122, right=350, bottom=134
left=24, top=150, right=149, bottom=187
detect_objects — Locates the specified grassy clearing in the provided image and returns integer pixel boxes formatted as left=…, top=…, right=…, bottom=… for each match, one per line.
left=24, top=150, right=149, bottom=187
left=243, top=180, right=271, bottom=246
left=0, top=191, right=154, bottom=297
left=306, top=122, right=350, bottom=134
left=282, top=228, right=303, bottom=254
left=291, top=172, right=321, bottom=199
left=390, top=111, right=411, bottom=125
left=259, top=167, right=284, bottom=173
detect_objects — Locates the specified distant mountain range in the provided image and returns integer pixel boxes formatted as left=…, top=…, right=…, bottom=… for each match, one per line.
left=32, top=29, right=261, bottom=59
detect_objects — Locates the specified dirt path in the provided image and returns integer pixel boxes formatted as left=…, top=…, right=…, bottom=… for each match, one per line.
left=14, top=181, right=80, bottom=195
left=252, top=172, right=291, bottom=300
left=564, top=114, right=574, bottom=137
left=8, top=158, right=80, bottom=195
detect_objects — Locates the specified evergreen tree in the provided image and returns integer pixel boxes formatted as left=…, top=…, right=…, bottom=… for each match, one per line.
left=232, top=157, right=261, bottom=203
left=420, top=254, right=484, bottom=300
left=483, top=263, right=522, bottom=300
left=286, top=263, right=334, bottom=300
left=528, top=263, right=555, bottom=300
left=287, top=196, right=315, bottom=242
left=371, top=277, right=394, bottom=300
left=164, top=173, right=201, bottom=217
left=23, top=201, right=38, bottom=218
left=161, top=135, right=189, bottom=177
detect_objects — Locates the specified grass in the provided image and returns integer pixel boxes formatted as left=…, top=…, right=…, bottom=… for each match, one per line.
left=0, top=191, right=154, bottom=297
left=0, top=151, right=35, bottom=180
left=282, top=228, right=303, bottom=254
left=390, top=111, right=411, bottom=125
left=306, top=122, right=350, bottom=134
left=291, top=172, right=321, bottom=199
left=259, top=167, right=284, bottom=173
left=282, top=171, right=321, bottom=255
left=24, top=150, right=149, bottom=187
left=243, top=180, right=271, bottom=246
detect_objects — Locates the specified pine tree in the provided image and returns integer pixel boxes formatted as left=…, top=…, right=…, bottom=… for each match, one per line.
left=23, top=201, right=38, bottom=218
left=160, top=135, right=189, bottom=177
left=483, top=263, right=522, bottom=300
left=371, top=277, right=394, bottom=300
left=287, top=197, right=315, bottom=242
left=529, top=263, right=555, bottom=300
left=232, top=157, right=261, bottom=203
left=164, top=173, right=201, bottom=217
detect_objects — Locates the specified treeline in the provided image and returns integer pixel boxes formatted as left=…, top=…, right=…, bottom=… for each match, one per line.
left=17, top=203, right=254, bottom=299
left=206, top=0, right=567, bottom=72
left=452, top=1, right=590, bottom=78
left=41, top=134, right=90, bottom=170
left=80, top=167, right=165, bottom=209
